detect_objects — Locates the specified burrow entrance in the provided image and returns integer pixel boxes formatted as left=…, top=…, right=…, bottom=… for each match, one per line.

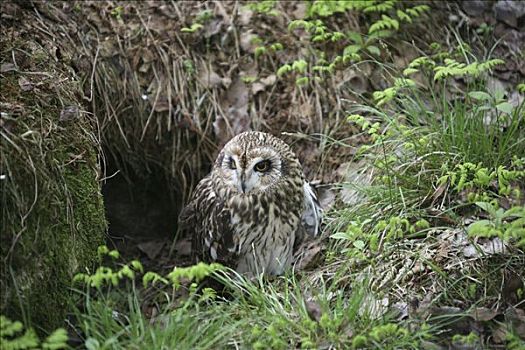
left=100, top=155, right=194, bottom=271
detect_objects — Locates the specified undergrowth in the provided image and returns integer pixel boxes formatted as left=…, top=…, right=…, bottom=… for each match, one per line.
left=68, top=43, right=524, bottom=350
left=68, top=247, right=436, bottom=349
left=328, top=30, right=524, bottom=348
left=65, top=1, right=524, bottom=349
left=4, top=1, right=524, bottom=349
left=0, top=315, right=68, bottom=350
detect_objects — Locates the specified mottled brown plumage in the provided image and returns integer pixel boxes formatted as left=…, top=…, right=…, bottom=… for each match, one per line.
left=179, top=131, right=321, bottom=276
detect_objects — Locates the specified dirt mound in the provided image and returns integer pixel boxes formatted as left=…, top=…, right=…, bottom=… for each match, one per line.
left=1, top=1, right=106, bottom=332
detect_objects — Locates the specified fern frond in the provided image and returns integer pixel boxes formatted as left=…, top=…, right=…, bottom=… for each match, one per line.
left=369, top=15, right=399, bottom=33
left=363, top=0, right=396, bottom=13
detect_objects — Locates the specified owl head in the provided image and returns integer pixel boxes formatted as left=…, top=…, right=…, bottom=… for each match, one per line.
left=214, top=131, right=301, bottom=194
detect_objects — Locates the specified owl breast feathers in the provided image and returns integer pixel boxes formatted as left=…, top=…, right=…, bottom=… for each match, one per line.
left=179, top=131, right=321, bottom=276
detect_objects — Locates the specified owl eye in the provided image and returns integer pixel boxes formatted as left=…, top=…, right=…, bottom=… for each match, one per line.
left=254, top=160, right=271, bottom=172
left=228, top=158, right=236, bottom=170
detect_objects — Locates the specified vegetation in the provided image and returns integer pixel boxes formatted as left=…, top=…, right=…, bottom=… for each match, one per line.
left=0, top=24, right=106, bottom=332
left=1, top=0, right=524, bottom=349
left=0, top=316, right=68, bottom=350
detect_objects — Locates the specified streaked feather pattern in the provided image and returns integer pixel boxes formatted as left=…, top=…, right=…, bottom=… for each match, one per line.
left=179, top=131, right=321, bottom=276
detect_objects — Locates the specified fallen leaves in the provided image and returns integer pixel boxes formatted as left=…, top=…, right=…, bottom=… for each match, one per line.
left=251, top=74, right=276, bottom=95
left=294, top=239, right=322, bottom=271
left=18, top=76, right=33, bottom=91
left=305, top=299, right=322, bottom=322
left=59, top=105, right=80, bottom=122
left=462, top=237, right=508, bottom=258
left=137, top=240, right=166, bottom=261
left=213, top=77, right=250, bottom=146
left=1, top=62, right=17, bottom=73
left=197, top=63, right=230, bottom=89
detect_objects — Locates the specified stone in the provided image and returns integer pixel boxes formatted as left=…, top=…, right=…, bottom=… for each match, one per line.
left=461, top=0, right=490, bottom=17
left=493, top=0, right=525, bottom=28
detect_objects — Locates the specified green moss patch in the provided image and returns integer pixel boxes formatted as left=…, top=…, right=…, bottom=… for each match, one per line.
left=1, top=13, right=106, bottom=332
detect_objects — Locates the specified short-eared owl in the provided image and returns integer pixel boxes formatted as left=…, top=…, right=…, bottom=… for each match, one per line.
left=179, top=131, right=321, bottom=276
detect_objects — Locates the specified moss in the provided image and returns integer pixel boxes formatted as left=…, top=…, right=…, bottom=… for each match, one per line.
left=1, top=28, right=106, bottom=332
left=0, top=116, right=106, bottom=332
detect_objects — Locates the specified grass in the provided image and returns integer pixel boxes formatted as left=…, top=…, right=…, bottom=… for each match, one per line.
left=69, top=269, right=436, bottom=349
left=60, top=50, right=524, bottom=348
left=2, top=1, right=524, bottom=349
left=30, top=6, right=518, bottom=346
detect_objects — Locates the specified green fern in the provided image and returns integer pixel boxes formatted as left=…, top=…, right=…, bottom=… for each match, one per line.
left=167, top=262, right=224, bottom=289
left=433, top=58, right=504, bottom=80
left=406, top=5, right=430, bottom=17
left=73, top=259, right=144, bottom=288
left=396, top=9, right=412, bottom=23
left=368, top=15, right=399, bottom=33
left=363, top=0, right=396, bottom=13
left=244, top=0, right=279, bottom=16
left=373, top=78, right=415, bottom=106
left=283, top=0, right=429, bottom=85
left=42, top=329, right=69, bottom=350
left=0, top=316, right=67, bottom=350
left=180, top=23, right=203, bottom=33
left=307, top=0, right=369, bottom=17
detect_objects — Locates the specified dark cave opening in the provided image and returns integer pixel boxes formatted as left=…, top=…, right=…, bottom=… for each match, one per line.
left=100, top=156, right=191, bottom=270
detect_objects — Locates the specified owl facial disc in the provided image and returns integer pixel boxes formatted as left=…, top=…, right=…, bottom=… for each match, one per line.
left=221, top=146, right=282, bottom=194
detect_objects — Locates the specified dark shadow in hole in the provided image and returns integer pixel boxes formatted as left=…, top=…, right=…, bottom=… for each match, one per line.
left=101, top=155, right=191, bottom=271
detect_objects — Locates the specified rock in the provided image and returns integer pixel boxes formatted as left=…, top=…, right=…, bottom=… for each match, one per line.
left=461, top=0, right=490, bottom=17
left=493, top=0, right=525, bottom=28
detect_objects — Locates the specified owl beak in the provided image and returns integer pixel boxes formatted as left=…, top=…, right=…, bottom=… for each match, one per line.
left=239, top=172, right=247, bottom=193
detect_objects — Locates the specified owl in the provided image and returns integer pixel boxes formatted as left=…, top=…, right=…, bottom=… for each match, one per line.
left=179, top=131, right=321, bottom=276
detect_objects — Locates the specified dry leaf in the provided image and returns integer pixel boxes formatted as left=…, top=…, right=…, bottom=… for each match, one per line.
left=152, top=95, right=170, bottom=112
left=59, top=106, right=80, bottom=121
left=491, top=322, right=508, bottom=344
left=435, top=240, right=451, bottom=261
left=251, top=73, right=275, bottom=95
left=429, top=182, right=448, bottom=206
left=137, top=240, right=166, bottom=260
left=481, top=237, right=507, bottom=255
left=238, top=7, right=253, bottom=25
left=0, top=63, right=17, bottom=73
left=335, top=69, right=368, bottom=94
left=318, top=188, right=336, bottom=211
left=505, top=307, right=525, bottom=338
left=251, top=82, right=265, bottom=95
left=260, top=74, right=276, bottom=86
left=462, top=244, right=479, bottom=258
left=305, top=299, right=322, bottom=322
left=420, top=340, right=444, bottom=350
left=240, top=31, right=257, bottom=53
left=294, top=240, right=321, bottom=270
left=18, top=77, right=33, bottom=91
left=214, top=78, right=250, bottom=145
left=198, top=65, right=223, bottom=89
left=173, top=238, right=192, bottom=257
left=393, top=301, right=409, bottom=320
left=292, top=2, right=307, bottom=19
left=338, top=160, right=371, bottom=205
left=204, top=18, right=223, bottom=38
left=470, top=307, right=498, bottom=322
left=502, top=272, right=524, bottom=305
left=463, top=237, right=508, bottom=258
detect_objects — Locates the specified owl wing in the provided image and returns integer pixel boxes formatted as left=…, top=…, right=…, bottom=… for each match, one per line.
left=294, top=181, right=323, bottom=262
left=301, top=181, right=322, bottom=236
left=294, top=181, right=322, bottom=251
left=178, top=175, right=239, bottom=268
